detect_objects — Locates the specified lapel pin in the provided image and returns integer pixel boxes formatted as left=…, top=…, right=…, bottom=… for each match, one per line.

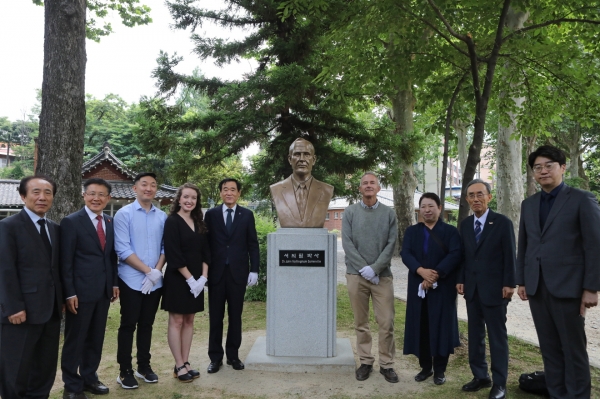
left=489, top=222, right=493, bottom=224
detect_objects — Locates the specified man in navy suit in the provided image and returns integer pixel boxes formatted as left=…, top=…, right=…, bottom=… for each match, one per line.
left=205, top=178, right=260, bottom=373
left=457, top=179, right=516, bottom=399
left=0, top=175, right=63, bottom=399
left=60, top=178, right=119, bottom=399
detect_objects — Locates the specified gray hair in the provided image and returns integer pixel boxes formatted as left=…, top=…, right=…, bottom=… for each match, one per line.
left=466, top=179, right=492, bottom=194
left=360, top=171, right=380, bottom=185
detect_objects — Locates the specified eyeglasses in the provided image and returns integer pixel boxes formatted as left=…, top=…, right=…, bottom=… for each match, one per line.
left=532, top=162, right=557, bottom=173
left=467, top=192, right=486, bottom=199
left=84, top=192, right=108, bottom=199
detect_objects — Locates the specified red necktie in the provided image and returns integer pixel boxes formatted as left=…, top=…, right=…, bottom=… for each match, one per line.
left=96, top=215, right=106, bottom=251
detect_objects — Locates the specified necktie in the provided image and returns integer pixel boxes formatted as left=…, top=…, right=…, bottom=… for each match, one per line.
left=96, top=215, right=106, bottom=251
left=297, top=183, right=307, bottom=220
left=37, top=219, right=52, bottom=259
left=474, top=220, right=482, bottom=243
left=226, top=208, right=233, bottom=233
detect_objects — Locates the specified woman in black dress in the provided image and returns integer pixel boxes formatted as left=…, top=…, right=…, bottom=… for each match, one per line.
left=162, top=183, right=210, bottom=382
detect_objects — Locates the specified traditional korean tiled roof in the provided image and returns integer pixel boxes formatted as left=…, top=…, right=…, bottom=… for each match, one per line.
left=0, top=179, right=22, bottom=207
left=0, top=143, right=176, bottom=207
left=82, top=143, right=136, bottom=179
left=109, top=182, right=177, bottom=199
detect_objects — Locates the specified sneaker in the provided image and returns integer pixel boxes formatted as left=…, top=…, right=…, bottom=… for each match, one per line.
left=135, top=367, right=158, bottom=383
left=117, top=369, right=139, bottom=389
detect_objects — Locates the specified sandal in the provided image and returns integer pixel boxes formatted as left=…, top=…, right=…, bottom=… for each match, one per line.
left=173, top=364, right=193, bottom=382
left=184, top=361, right=200, bottom=379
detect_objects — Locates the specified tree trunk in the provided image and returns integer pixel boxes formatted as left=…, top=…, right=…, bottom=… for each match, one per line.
left=38, top=0, right=87, bottom=222
left=567, top=124, right=581, bottom=179
left=453, top=118, right=469, bottom=170
left=496, top=7, right=528, bottom=239
left=390, top=88, right=417, bottom=250
left=525, top=134, right=538, bottom=197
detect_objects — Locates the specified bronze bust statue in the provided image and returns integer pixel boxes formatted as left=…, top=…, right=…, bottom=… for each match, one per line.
left=270, top=138, right=334, bottom=228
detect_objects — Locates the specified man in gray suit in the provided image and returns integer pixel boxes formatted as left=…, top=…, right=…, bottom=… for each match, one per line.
left=517, top=145, right=600, bottom=398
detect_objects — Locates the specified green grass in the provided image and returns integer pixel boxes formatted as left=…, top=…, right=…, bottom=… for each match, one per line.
left=48, top=285, right=599, bottom=398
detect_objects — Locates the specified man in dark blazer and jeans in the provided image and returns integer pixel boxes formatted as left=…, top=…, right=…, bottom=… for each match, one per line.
left=517, top=145, right=600, bottom=398
left=60, top=178, right=119, bottom=399
left=457, top=179, right=516, bottom=399
left=205, top=178, right=260, bottom=373
left=0, top=175, right=63, bottom=399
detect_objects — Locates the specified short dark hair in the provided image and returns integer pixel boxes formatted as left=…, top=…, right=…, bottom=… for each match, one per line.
left=466, top=179, right=492, bottom=194
left=528, top=145, right=567, bottom=169
left=218, top=178, right=241, bottom=192
left=19, top=175, right=57, bottom=196
left=133, top=172, right=157, bottom=184
left=419, top=192, right=441, bottom=207
left=84, top=178, right=112, bottom=194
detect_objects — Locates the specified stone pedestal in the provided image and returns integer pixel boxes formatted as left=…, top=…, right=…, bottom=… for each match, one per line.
left=245, top=228, right=355, bottom=372
left=266, top=228, right=337, bottom=357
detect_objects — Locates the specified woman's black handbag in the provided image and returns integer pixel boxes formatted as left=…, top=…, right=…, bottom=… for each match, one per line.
left=518, top=371, right=549, bottom=395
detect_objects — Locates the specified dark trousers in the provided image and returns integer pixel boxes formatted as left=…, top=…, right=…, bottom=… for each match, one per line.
left=418, top=299, right=449, bottom=374
left=0, top=309, right=61, bottom=399
left=208, top=265, right=247, bottom=362
left=61, top=298, right=110, bottom=392
left=529, top=272, right=590, bottom=399
left=116, top=278, right=162, bottom=372
left=465, top=290, right=509, bottom=386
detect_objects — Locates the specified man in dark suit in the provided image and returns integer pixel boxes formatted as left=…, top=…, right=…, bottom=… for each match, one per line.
left=517, top=145, right=600, bottom=398
left=60, top=178, right=119, bottom=399
left=0, top=175, right=63, bottom=399
left=205, top=178, right=260, bottom=373
left=457, top=179, right=516, bottom=399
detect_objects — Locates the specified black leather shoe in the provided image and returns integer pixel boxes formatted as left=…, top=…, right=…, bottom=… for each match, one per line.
left=207, top=360, right=223, bottom=373
left=227, top=358, right=245, bottom=370
left=433, top=372, right=446, bottom=385
left=83, top=380, right=109, bottom=395
left=462, top=377, right=493, bottom=392
left=62, top=391, right=88, bottom=399
left=489, top=384, right=506, bottom=399
left=355, top=364, right=373, bottom=381
left=414, top=369, right=433, bottom=382
left=184, top=361, right=200, bottom=378
left=380, top=367, right=399, bottom=383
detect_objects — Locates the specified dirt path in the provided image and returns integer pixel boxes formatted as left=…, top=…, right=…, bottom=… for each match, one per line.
left=334, top=238, right=600, bottom=368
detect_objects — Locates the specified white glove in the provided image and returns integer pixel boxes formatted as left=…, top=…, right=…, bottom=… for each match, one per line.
left=196, top=276, right=207, bottom=294
left=141, top=277, right=153, bottom=294
left=146, top=268, right=163, bottom=285
left=359, top=266, right=376, bottom=281
left=247, top=272, right=258, bottom=287
left=418, top=282, right=439, bottom=298
left=370, top=275, right=380, bottom=285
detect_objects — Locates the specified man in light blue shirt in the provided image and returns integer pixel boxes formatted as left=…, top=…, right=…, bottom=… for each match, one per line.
left=114, top=172, right=167, bottom=389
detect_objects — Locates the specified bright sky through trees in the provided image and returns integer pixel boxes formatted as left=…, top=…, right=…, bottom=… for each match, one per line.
left=0, top=0, right=255, bottom=121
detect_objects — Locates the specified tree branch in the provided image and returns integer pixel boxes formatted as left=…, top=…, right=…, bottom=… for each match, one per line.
left=426, top=0, right=468, bottom=41
left=503, top=18, right=600, bottom=43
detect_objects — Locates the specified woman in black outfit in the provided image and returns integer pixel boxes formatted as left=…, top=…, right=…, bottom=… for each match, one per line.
left=162, top=183, right=210, bottom=382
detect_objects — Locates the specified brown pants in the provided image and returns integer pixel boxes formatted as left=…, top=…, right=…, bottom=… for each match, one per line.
left=346, top=273, right=395, bottom=368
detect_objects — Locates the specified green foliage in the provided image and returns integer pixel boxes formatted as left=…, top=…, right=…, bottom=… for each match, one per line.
left=33, top=0, right=152, bottom=42
left=244, top=214, right=277, bottom=302
left=139, top=0, right=385, bottom=200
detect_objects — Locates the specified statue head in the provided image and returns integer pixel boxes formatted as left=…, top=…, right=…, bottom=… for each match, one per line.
left=288, top=138, right=316, bottom=180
